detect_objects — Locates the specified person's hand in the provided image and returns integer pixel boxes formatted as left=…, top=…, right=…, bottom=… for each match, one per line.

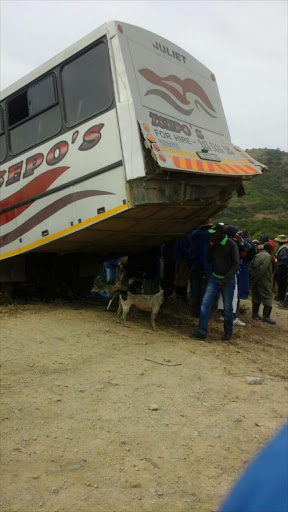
left=209, top=239, right=215, bottom=246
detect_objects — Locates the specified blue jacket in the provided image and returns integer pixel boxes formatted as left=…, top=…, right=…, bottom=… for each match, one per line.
left=173, top=237, right=191, bottom=261
left=219, top=422, right=288, bottom=512
left=190, top=228, right=212, bottom=271
left=104, top=258, right=120, bottom=269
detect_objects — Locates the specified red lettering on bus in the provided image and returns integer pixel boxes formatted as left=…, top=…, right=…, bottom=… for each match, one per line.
left=78, top=124, right=104, bottom=151
left=182, top=125, right=191, bottom=136
left=149, top=112, right=158, bottom=126
left=72, top=130, right=79, bottom=144
left=2, top=121, right=105, bottom=188
left=196, top=129, right=204, bottom=140
left=23, top=153, right=44, bottom=179
left=174, top=122, right=182, bottom=133
left=0, top=170, right=6, bottom=188
left=148, top=111, right=191, bottom=136
left=46, top=141, right=69, bottom=166
left=6, top=161, right=23, bottom=186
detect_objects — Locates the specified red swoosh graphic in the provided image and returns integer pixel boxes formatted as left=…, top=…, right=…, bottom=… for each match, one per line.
left=0, top=190, right=114, bottom=249
left=139, top=69, right=216, bottom=112
left=145, top=90, right=194, bottom=116
left=0, top=167, right=69, bottom=227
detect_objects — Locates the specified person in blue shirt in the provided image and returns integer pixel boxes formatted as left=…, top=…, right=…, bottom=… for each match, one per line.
left=173, top=235, right=192, bottom=300
left=219, top=421, right=288, bottom=512
left=237, top=229, right=256, bottom=299
left=189, top=219, right=213, bottom=317
left=104, top=258, right=120, bottom=284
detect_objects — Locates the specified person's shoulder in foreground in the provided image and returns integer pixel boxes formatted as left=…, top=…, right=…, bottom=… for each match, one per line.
left=218, top=421, right=288, bottom=512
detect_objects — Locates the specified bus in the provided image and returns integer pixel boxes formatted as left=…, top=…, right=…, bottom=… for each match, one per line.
left=0, top=20, right=264, bottom=294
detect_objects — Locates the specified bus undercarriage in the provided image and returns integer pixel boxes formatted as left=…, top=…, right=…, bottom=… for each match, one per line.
left=0, top=170, right=245, bottom=300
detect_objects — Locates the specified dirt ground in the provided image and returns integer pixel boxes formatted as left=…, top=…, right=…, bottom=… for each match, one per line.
left=1, top=296, right=287, bottom=512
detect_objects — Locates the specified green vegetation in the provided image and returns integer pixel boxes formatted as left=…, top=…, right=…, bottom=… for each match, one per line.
left=214, top=148, right=288, bottom=240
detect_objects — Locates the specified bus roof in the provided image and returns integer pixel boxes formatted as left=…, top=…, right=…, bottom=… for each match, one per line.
left=0, top=20, right=112, bottom=101
left=0, top=20, right=213, bottom=101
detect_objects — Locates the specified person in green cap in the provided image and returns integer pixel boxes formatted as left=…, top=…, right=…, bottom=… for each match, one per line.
left=192, top=223, right=239, bottom=342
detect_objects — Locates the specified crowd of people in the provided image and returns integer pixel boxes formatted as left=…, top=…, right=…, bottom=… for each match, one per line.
left=103, top=220, right=288, bottom=341
left=191, top=222, right=287, bottom=341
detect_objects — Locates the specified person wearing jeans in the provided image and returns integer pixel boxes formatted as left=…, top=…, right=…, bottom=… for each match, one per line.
left=217, top=275, right=246, bottom=326
left=198, top=274, right=236, bottom=338
left=189, top=219, right=213, bottom=317
left=192, top=223, right=239, bottom=342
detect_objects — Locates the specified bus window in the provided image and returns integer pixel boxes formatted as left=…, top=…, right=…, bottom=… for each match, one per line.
left=8, top=74, right=61, bottom=155
left=8, top=90, right=29, bottom=126
left=28, top=74, right=57, bottom=116
left=61, top=42, right=114, bottom=127
left=0, top=105, right=7, bottom=163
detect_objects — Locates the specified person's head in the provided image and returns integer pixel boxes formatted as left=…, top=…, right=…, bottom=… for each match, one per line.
left=208, top=223, right=225, bottom=242
left=274, top=234, right=288, bottom=245
left=259, top=234, right=269, bottom=244
left=234, top=232, right=244, bottom=246
left=264, top=242, right=273, bottom=256
left=224, top=225, right=239, bottom=238
left=199, top=218, right=213, bottom=230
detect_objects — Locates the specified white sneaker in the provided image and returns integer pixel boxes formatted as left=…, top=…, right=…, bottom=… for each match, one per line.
left=233, top=317, right=246, bottom=326
left=219, top=316, right=224, bottom=321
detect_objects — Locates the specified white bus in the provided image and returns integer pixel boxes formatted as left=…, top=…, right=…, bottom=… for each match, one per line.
left=0, top=21, right=264, bottom=293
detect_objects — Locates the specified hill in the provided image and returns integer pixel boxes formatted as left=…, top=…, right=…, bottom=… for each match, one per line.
left=214, top=148, right=288, bottom=240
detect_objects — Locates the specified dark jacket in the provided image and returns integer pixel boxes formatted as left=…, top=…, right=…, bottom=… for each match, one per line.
left=207, top=236, right=239, bottom=281
left=249, top=250, right=273, bottom=288
left=276, top=244, right=288, bottom=267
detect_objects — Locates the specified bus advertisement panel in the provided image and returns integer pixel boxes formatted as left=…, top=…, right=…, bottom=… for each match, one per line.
left=116, top=22, right=262, bottom=178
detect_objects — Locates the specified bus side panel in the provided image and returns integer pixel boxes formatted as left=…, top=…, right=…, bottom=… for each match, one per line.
left=0, top=109, right=127, bottom=260
left=109, top=32, right=146, bottom=182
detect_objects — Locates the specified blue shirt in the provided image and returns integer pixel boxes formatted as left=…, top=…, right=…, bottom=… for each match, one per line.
left=104, top=258, right=120, bottom=269
left=219, top=422, right=288, bottom=512
left=190, top=228, right=212, bottom=271
left=173, top=237, right=191, bottom=261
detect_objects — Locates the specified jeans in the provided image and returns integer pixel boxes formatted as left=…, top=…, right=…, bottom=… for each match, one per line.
left=190, top=270, right=212, bottom=316
left=197, top=275, right=235, bottom=337
left=237, top=260, right=250, bottom=299
left=106, top=267, right=118, bottom=285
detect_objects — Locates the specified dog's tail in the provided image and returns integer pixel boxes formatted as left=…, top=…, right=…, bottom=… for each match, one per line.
left=107, top=292, right=117, bottom=311
left=107, top=290, right=127, bottom=311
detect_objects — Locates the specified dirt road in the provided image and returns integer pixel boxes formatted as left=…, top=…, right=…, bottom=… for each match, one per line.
left=1, top=297, right=287, bottom=512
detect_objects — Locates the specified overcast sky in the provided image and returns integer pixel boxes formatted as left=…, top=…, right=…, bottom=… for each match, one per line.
left=1, top=0, right=287, bottom=151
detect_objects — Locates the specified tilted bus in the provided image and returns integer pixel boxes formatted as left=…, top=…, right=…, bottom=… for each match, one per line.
left=0, top=20, right=264, bottom=293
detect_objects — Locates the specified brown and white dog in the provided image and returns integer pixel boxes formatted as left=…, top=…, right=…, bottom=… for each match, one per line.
left=117, top=289, right=164, bottom=331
